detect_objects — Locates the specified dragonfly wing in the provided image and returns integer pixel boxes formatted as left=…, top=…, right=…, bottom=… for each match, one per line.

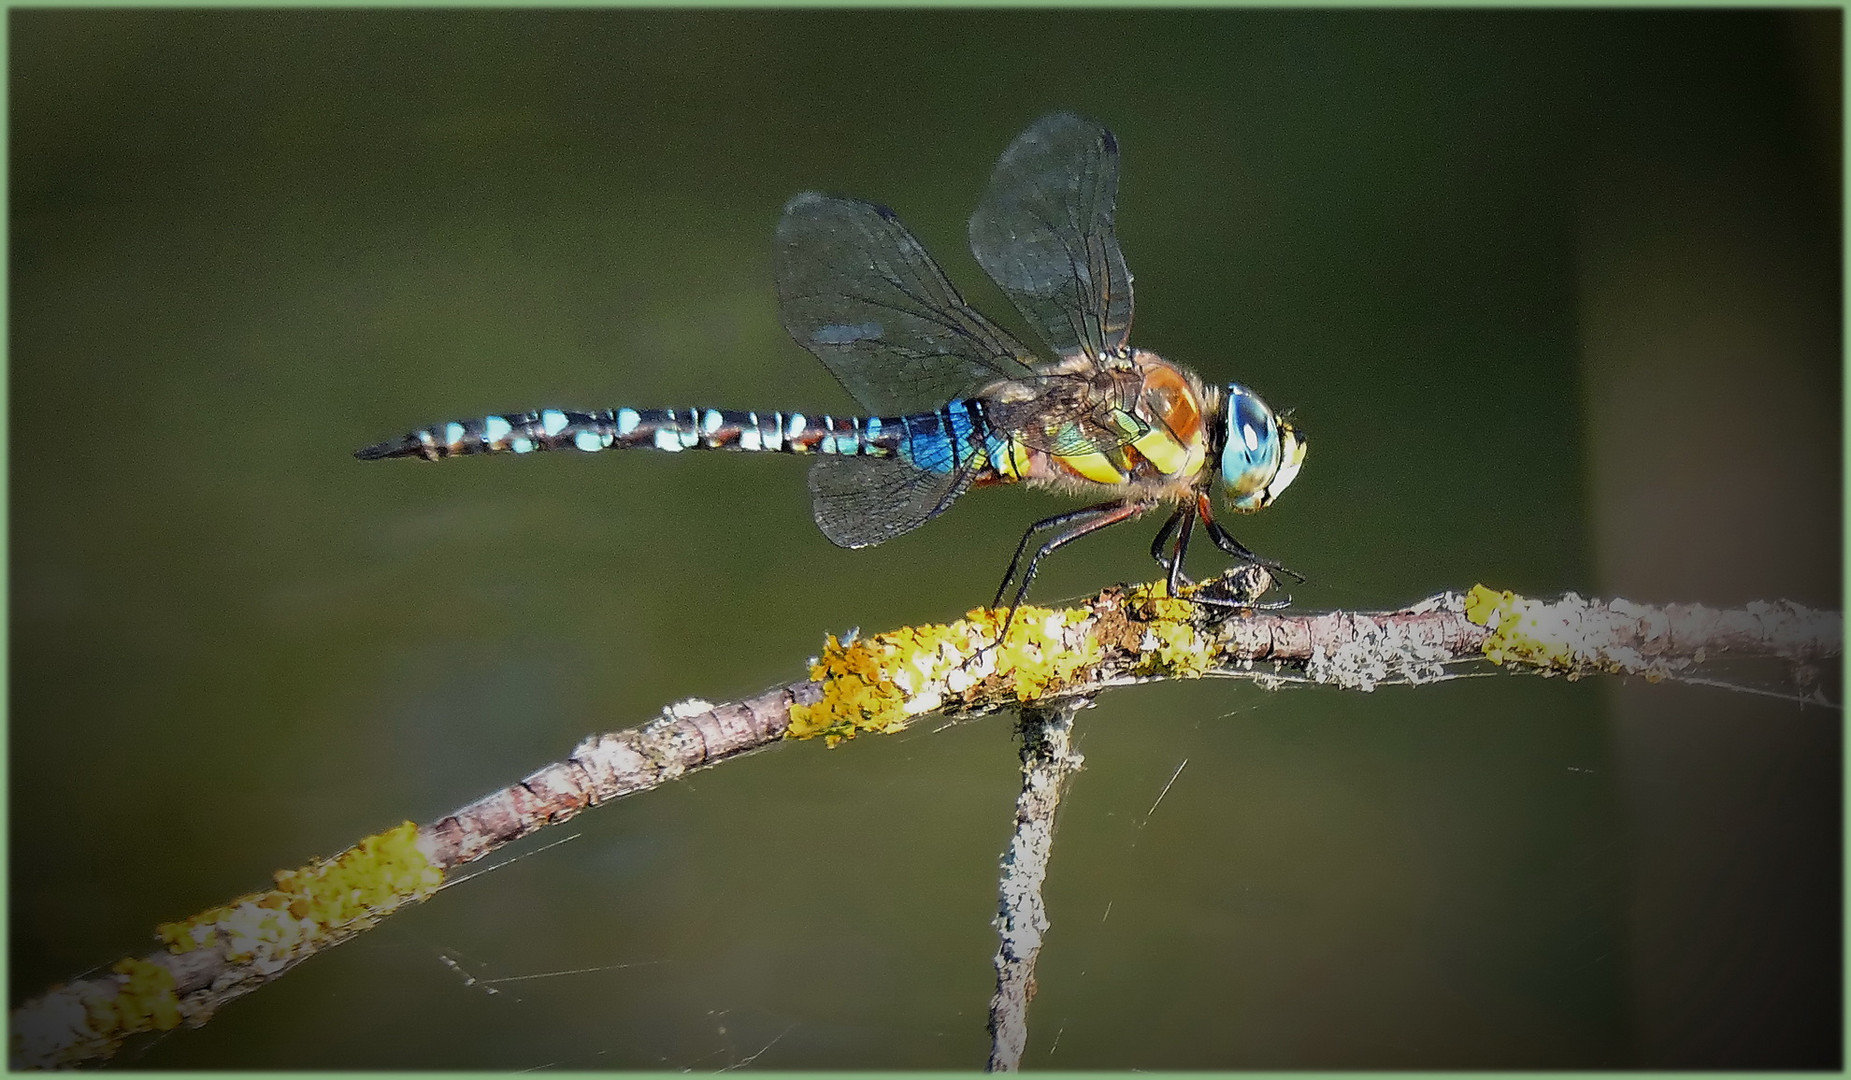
left=968, top=112, right=1133, bottom=364
left=777, top=192, right=1037, bottom=417
left=807, top=455, right=973, bottom=549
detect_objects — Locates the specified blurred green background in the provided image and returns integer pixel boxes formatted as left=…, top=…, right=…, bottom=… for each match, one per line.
left=10, top=10, right=1839, bottom=1068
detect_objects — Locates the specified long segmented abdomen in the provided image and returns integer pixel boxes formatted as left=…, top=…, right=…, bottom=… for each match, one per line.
left=355, top=401, right=1023, bottom=476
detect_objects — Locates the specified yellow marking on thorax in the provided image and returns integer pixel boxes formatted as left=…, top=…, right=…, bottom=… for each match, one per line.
left=1056, top=449, right=1130, bottom=485
left=1131, top=426, right=1194, bottom=476
left=998, top=438, right=1034, bottom=481
left=1127, top=357, right=1211, bottom=480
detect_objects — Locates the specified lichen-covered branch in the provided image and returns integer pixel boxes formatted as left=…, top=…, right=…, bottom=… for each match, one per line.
left=987, top=702, right=1086, bottom=1072
left=8, top=684, right=820, bottom=1069
left=12, top=580, right=1837, bottom=1067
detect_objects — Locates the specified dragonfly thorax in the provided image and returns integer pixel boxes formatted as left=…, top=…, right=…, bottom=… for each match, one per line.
left=1216, top=383, right=1306, bottom=512
left=984, top=351, right=1213, bottom=498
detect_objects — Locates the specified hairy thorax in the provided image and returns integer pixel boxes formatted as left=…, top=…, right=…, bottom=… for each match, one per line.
left=984, top=350, right=1217, bottom=502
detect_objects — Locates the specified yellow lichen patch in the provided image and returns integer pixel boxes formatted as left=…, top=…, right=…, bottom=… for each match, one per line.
left=1140, top=616, right=1215, bottom=677
left=788, top=604, right=1104, bottom=745
left=155, top=822, right=442, bottom=969
left=985, top=605, right=1105, bottom=700
left=91, top=958, right=181, bottom=1037
left=1463, top=584, right=1514, bottom=629
left=787, top=630, right=920, bottom=744
left=1123, top=580, right=1198, bottom=622
left=1464, top=584, right=1593, bottom=673
left=272, top=822, right=443, bottom=928
left=1118, top=581, right=1216, bottom=677
left=18, top=833, right=440, bottom=1067
left=16, top=826, right=441, bottom=1067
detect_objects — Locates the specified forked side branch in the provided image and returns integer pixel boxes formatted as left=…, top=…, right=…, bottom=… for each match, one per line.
left=988, top=702, right=1087, bottom=1072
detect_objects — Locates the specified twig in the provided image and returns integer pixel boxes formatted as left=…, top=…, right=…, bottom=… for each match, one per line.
left=987, top=701, right=1086, bottom=1072
left=11, top=581, right=1838, bottom=1067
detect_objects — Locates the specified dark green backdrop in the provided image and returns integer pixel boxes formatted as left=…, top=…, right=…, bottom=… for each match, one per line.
left=11, top=10, right=1840, bottom=1068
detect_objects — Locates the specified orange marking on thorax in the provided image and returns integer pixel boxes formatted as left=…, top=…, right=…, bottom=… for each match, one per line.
left=1139, top=361, right=1206, bottom=448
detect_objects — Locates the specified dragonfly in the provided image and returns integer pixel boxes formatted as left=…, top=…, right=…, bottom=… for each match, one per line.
left=358, top=112, right=1306, bottom=614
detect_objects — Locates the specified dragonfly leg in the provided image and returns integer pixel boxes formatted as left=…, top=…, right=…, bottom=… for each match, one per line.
left=996, top=500, right=1155, bottom=632
left=993, top=503, right=1137, bottom=608
left=1191, top=565, right=1292, bottom=612
left=1147, top=503, right=1197, bottom=598
left=977, top=499, right=1157, bottom=654
left=1196, top=493, right=1306, bottom=584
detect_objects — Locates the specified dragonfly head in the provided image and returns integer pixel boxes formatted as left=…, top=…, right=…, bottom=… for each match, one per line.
left=1217, top=384, right=1305, bottom=511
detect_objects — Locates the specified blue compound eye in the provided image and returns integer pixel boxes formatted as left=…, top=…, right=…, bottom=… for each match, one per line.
left=1219, top=384, right=1283, bottom=510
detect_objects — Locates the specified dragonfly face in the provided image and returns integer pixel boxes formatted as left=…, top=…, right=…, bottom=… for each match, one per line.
left=359, top=111, right=1306, bottom=605
left=1218, top=383, right=1307, bottom=512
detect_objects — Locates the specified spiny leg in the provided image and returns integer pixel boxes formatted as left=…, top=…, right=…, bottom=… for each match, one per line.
left=1154, top=500, right=1286, bottom=612
left=1147, top=506, right=1186, bottom=593
left=1147, top=504, right=1197, bottom=598
left=1195, top=492, right=1306, bottom=584
left=987, top=500, right=1154, bottom=648
left=1192, top=564, right=1292, bottom=613
left=1203, top=515, right=1305, bottom=584
left=993, top=502, right=1137, bottom=609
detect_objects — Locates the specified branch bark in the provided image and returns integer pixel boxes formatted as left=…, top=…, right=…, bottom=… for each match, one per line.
left=12, top=582, right=1838, bottom=1068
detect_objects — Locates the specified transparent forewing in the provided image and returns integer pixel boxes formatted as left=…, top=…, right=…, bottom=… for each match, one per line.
left=968, top=112, right=1133, bottom=365
left=807, top=454, right=974, bottom=549
left=776, top=192, right=1038, bottom=417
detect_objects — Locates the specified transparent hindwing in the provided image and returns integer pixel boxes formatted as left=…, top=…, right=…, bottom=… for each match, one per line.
left=776, top=192, right=1034, bottom=547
